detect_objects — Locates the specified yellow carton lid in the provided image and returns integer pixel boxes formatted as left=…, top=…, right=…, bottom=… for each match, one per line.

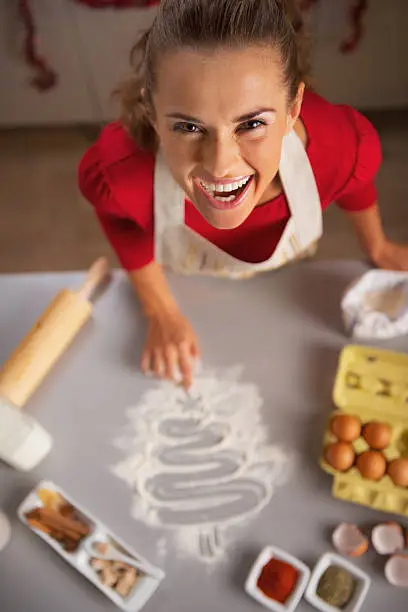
left=333, top=346, right=408, bottom=420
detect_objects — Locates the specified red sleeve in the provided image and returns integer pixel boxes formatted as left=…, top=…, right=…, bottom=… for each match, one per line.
left=95, top=212, right=154, bottom=270
left=334, top=107, right=382, bottom=212
left=78, top=136, right=154, bottom=271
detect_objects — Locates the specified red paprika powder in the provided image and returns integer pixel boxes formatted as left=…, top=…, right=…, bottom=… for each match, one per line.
left=257, top=558, right=298, bottom=603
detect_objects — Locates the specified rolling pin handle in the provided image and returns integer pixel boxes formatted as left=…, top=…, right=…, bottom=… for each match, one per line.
left=76, top=257, right=110, bottom=302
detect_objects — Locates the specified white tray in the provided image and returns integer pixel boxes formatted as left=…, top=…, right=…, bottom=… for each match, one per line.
left=17, top=480, right=164, bottom=612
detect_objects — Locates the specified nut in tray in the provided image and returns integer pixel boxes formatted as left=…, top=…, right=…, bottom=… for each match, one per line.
left=18, top=480, right=164, bottom=612
left=320, top=346, right=408, bottom=517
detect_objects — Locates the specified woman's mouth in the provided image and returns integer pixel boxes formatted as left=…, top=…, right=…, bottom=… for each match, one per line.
left=194, top=175, right=254, bottom=211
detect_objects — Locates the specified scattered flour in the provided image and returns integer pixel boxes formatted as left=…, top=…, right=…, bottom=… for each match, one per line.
left=155, top=536, right=168, bottom=562
left=111, top=365, right=294, bottom=564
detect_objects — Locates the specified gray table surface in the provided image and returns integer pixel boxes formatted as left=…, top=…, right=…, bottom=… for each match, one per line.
left=0, top=262, right=407, bottom=612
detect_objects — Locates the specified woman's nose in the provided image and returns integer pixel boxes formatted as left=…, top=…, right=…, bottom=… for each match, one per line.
left=201, top=135, right=240, bottom=178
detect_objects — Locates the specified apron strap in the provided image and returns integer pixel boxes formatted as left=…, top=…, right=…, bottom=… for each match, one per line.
left=279, top=130, right=323, bottom=251
left=153, top=130, right=323, bottom=269
left=154, top=150, right=185, bottom=263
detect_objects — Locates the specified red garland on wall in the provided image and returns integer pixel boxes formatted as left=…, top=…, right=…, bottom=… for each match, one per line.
left=19, top=0, right=368, bottom=93
left=297, top=0, right=369, bottom=54
left=341, top=0, right=369, bottom=54
left=18, top=0, right=160, bottom=91
left=18, top=0, right=58, bottom=91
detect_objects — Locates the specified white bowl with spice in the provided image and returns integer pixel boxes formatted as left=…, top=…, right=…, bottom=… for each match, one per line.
left=245, top=546, right=311, bottom=612
left=305, top=552, right=370, bottom=612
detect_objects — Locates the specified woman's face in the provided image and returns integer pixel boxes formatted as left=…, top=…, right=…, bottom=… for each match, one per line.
left=153, top=46, right=303, bottom=230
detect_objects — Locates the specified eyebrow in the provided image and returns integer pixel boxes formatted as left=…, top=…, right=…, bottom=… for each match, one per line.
left=166, top=107, right=277, bottom=124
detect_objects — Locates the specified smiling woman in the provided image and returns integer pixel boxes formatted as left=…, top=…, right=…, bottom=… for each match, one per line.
left=152, top=44, right=301, bottom=230
left=79, top=0, right=408, bottom=388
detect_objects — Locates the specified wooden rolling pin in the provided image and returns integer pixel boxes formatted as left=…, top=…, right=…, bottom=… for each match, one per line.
left=0, top=258, right=110, bottom=408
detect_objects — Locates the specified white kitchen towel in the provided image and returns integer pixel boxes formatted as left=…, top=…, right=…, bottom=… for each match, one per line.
left=341, top=270, right=408, bottom=339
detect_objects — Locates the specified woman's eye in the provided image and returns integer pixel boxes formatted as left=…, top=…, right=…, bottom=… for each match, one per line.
left=238, top=119, right=266, bottom=132
left=173, top=122, right=202, bottom=134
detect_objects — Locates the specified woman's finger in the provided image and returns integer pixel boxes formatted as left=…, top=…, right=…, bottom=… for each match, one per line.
left=164, top=344, right=179, bottom=381
left=190, top=339, right=200, bottom=359
left=140, top=349, right=152, bottom=374
left=152, top=349, right=166, bottom=379
left=190, top=340, right=200, bottom=359
left=178, top=341, right=194, bottom=389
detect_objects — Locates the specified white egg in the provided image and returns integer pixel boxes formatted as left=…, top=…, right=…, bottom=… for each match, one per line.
left=332, top=523, right=368, bottom=557
left=372, top=523, right=404, bottom=556
left=385, top=555, right=408, bottom=588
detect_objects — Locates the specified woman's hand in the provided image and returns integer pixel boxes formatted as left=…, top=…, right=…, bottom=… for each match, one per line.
left=346, top=205, right=408, bottom=271
left=128, top=262, right=200, bottom=388
left=371, top=240, right=408, bottom=272
left=141, top=309, right=200, bottom=388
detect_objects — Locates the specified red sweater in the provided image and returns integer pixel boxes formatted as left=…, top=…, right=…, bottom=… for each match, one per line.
left=78, top=91, right=382, bottom=270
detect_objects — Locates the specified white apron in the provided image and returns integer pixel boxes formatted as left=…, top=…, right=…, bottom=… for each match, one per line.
left=154, top=130, right=323, bottom=279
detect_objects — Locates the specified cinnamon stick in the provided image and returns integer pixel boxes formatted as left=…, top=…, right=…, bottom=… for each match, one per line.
left=26, top=507, right=89, bottom=539
left=27, top=517, right=52, bottom=535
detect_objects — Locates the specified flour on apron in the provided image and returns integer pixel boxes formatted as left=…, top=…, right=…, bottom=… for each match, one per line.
left=154, top=130, right=322, bottom=279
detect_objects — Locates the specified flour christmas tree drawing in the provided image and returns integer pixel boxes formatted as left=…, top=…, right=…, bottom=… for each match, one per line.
left=112, top=366, right=292, bottom=562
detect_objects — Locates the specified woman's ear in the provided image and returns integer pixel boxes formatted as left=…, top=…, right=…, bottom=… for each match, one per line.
left=286, top=82, right=305, bottom=134
left=144, top=89, right=158, bottom=131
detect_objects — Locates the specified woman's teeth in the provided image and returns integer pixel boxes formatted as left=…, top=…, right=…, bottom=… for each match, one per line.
left=200, top=176, right=251, bottom=201
left=213, top=194, right=236, bottom=202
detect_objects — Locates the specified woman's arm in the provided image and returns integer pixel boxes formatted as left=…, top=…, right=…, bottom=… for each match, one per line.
left=345, top=203, right=408, bottom=270
left=80, top=170, right=199, bottom=387
left=129, top=261, right=178, bottom=317
left=78, top=136, right=199, bottom=388
left=332, top=107, right=408, bottom=270
left=129, top=263, right=200, bottom=387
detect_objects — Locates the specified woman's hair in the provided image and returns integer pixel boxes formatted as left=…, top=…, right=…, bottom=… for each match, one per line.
left=117, top=0, right=311, bottom=151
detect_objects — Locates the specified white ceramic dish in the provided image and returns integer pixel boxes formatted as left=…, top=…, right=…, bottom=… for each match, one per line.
left=305, top=552, right=370, bottom=612
left=0, top=510, right=11, bottom=552
left=17, top=480, right=164, bottom=612
left=245, top=546, right=311, bottom=612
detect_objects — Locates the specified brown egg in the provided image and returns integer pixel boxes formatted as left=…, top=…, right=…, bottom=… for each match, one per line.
left=325, top=442, right=355, bottom=472
left=356, top=451, right=387, bottom=481
left=330, top=414, right=361, bottom=442
left=363, top=422, right=392, bottom=450
left=388, top=459, right=408, bottom=488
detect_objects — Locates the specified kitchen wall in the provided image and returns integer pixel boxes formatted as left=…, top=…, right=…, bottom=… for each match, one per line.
left=1, top=0, right=407, bottom=127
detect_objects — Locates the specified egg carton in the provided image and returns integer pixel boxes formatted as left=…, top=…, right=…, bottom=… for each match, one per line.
left=320, top=346, right=408, bottom=517
left=17, top=481, right=164, bottom=611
